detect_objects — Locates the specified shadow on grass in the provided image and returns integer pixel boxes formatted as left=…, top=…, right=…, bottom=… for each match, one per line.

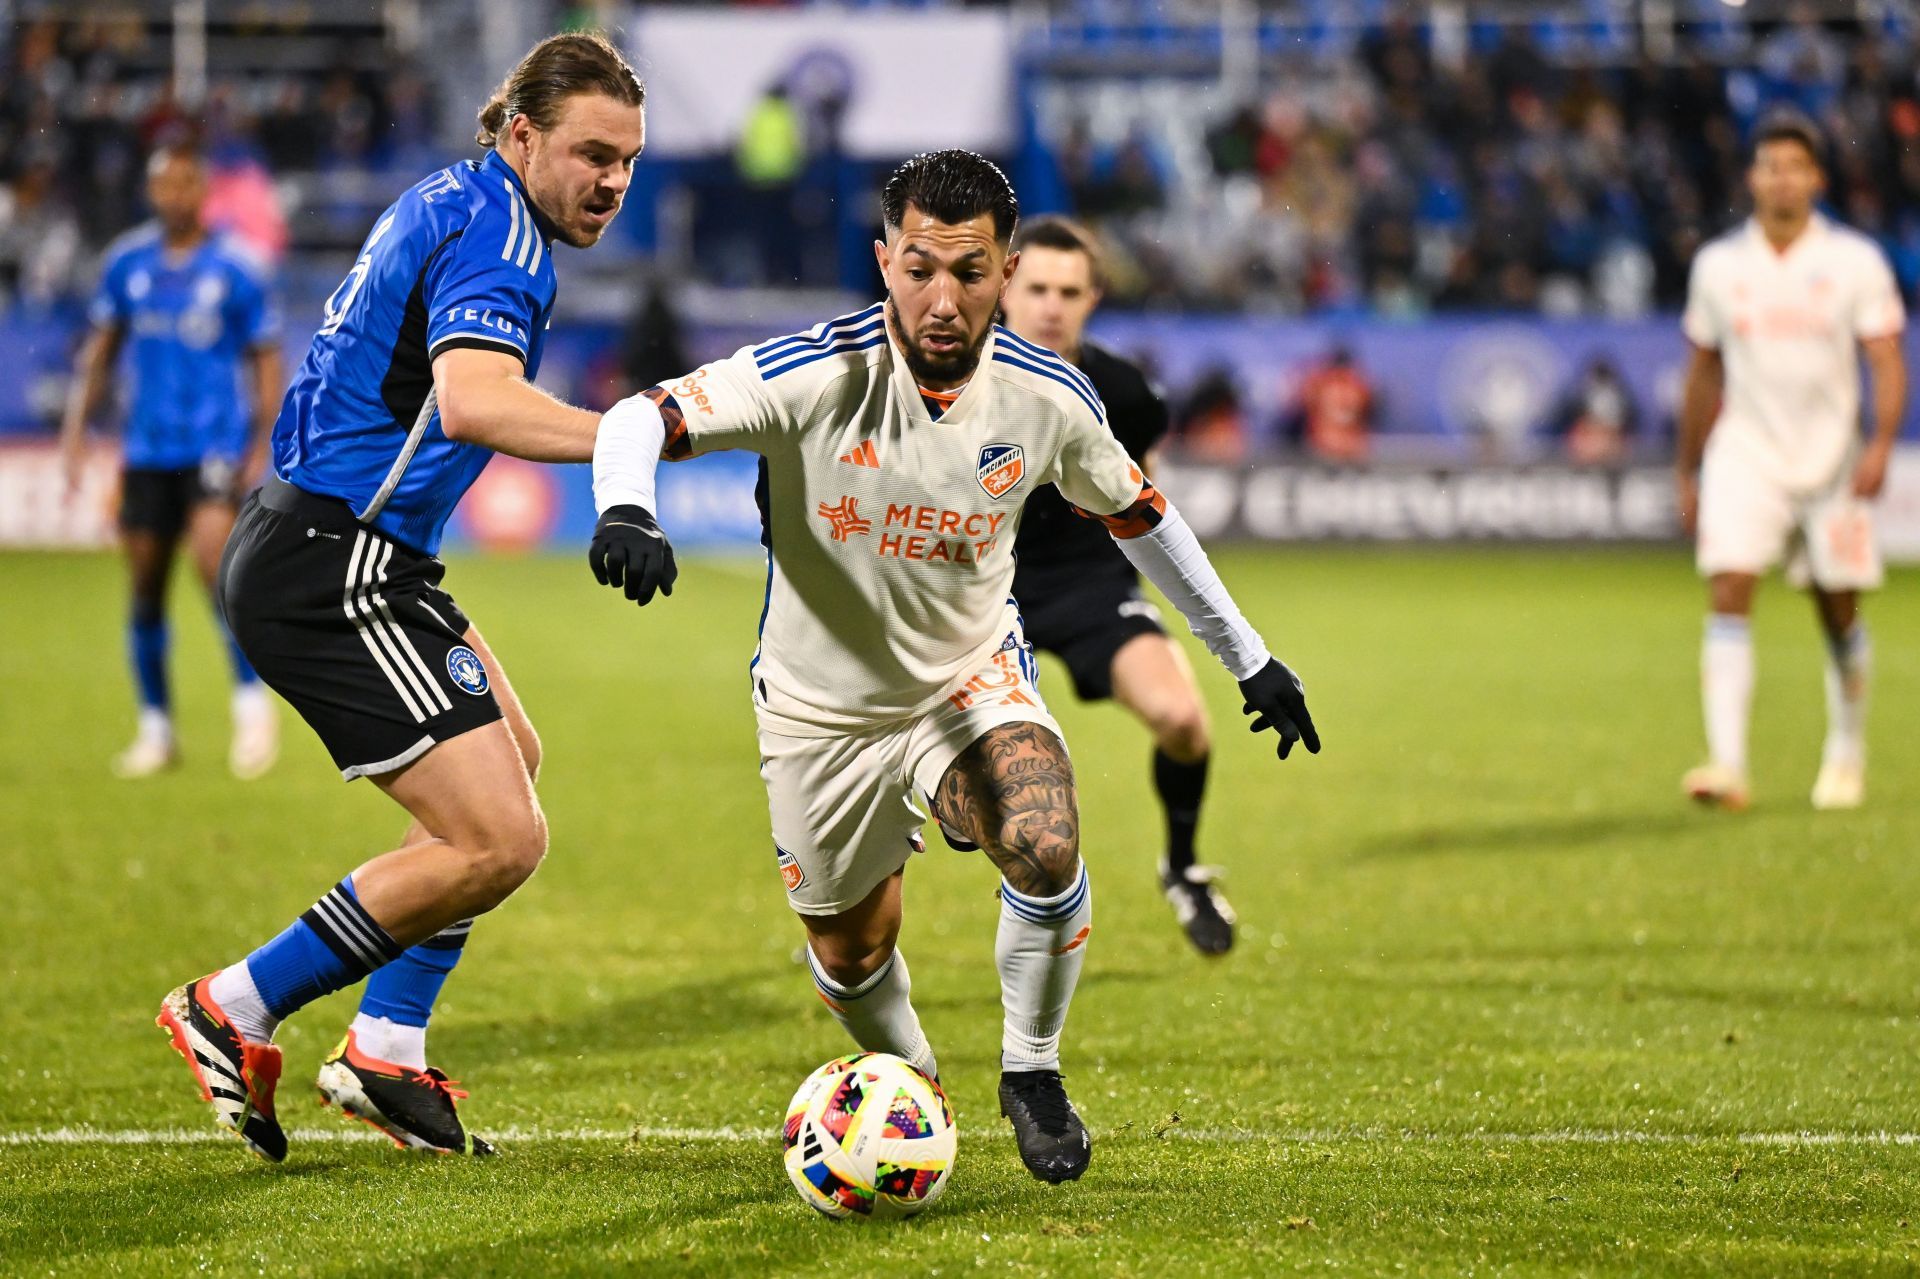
left=1349, top=808, right=1711, bottom=860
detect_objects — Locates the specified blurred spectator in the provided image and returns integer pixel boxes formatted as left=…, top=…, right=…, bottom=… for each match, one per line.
left=1283, top=344, right=1376, bottom=465
left=1170, top=366, right=1247, bottom=463
left=1547, top=356, right=1640, bottom=466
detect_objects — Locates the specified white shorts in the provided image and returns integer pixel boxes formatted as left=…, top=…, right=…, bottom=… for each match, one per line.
left=756, top=632, right=1063, bottom=916
left=1697, top=451, right=1882, bottom=591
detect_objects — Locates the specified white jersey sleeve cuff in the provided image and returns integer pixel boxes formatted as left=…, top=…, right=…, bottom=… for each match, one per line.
left=593, top=394, right=667, bottom=515
left=1114, top=503, right=1271, bottom=681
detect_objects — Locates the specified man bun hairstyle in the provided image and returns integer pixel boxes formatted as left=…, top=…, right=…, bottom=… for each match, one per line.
left=476, top=31, right=644, bottom=149
left=1751, top=106, right=1826, bottom=172
left=1014, top=214, right=1105, bottom=290
left=881, top=149, right=1020, bottom=245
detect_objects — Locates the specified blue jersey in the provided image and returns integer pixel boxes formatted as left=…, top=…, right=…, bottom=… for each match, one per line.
left=89, top=226, right=279, bottom=470
left=273, top=150, right=557, bottom=555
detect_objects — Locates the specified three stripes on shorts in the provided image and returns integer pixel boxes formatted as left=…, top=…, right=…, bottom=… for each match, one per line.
left=342, top=528, right=450, bottom=724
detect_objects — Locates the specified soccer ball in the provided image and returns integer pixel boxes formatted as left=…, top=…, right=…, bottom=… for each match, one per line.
left=781, top=1051, right=956, bottom=1220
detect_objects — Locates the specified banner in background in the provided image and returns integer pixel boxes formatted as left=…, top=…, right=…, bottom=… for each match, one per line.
left=9, top=446, right=1920, bottom=562
left=628, top=11, right=1014, bottom=159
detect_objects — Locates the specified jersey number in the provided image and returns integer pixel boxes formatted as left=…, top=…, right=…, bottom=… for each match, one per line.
left=319, top=213, right=397, bottom=336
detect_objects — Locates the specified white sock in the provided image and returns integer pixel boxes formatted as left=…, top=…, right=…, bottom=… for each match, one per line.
left=996, top=864, right=1093, bottom=1073
left=805, top=946, right=938, bottom=1080
left=1822, top=623, right=1871, bottom=768
left=208, top=961, right=279, bottom=1044
left=1702, top=614, right=1754, bottom=775
left=138, top=706, right=173, bottom=746
left=231, top=681, right=270, bottom=724
left=349, top=1012, right=428, bottom=1070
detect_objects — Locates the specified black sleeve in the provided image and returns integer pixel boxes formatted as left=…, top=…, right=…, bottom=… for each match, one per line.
left=1083, top=346, right=1169, bottom=464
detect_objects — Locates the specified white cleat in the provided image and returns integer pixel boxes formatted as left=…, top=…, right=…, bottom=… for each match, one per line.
left=113, top=734, right=179, bottom=779
left=1810, top=760, right=1864, bottom=811
left=1682, top=762, right=1749, bottom=811
left=229, top=691, right=279, bottom=780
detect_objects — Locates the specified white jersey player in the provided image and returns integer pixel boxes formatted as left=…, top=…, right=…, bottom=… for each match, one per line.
left=588, top=151, right=1319, bottom=1186
left=1676, top=111, right=1907, bottom=811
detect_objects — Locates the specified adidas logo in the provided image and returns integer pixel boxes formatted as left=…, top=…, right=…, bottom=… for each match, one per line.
left=837, top=440, right=880, bottom=468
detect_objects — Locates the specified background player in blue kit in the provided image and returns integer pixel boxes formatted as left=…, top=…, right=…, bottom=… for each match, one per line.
left=59, top=140, right=284, bottom=780
left=153, top=33, right=677, bottom=1161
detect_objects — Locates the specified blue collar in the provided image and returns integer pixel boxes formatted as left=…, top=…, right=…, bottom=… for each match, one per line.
left=481, top=150, right=559, bottom=248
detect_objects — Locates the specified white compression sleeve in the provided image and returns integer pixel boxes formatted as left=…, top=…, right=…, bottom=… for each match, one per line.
left=1114, top=504, right=1271, bottom=680
left=591, top=394, right=667, bottom=514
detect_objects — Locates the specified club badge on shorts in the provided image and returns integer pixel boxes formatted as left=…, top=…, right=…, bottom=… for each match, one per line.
left=977, top=443, right=1025, bottom=500
left=775, top=844, right=807, bottom=892
left=445, top=645, right=490, bottom=696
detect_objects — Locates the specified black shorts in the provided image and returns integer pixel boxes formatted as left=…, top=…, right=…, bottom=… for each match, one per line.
left=1017, top=568, right=1166, bottom=702
left=218, top=477, right=503, bottom=780
left=120, top=458, right=240, bottom=537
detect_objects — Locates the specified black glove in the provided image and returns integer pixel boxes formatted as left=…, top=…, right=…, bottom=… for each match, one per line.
left=1238, top=657, right=1320, bottom=760
left=588, top=504, right=678, bottom=606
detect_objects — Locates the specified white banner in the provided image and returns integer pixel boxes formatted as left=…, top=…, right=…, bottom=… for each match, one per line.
left=628, top=11, right=1015, bottom=159
left=0, top=443, right=119, bottom=549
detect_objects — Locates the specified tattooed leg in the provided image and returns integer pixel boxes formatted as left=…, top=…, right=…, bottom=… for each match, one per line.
left=936, top=721, right=1093, bottom=1077
left=935, top=721, right=1081, bottom=896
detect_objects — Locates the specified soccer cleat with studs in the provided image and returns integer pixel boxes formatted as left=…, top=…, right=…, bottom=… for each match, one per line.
left=155, top=974, right=287, bottom=1162
left=1161, top=862, right=1237, bottom=955
left=315, top=1030, right=494, bottom=1155
left=999, top=1069, right=1090, bottom=1183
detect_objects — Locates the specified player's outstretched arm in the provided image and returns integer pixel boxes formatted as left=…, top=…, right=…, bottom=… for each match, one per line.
left=59, top=323, right=123, bottom=496
left=586, top=386, right=681, bottom=607
left=1094, top=490, right=1319, bottom=760
left=433, top=347, right=605, bottom=463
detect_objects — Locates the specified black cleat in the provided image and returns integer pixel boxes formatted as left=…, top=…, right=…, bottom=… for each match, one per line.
left=315, top=1030, right=494, bottom=1155
left=999, top=1069, right=1090, bottom=1183
left=1162, top=863, right=1236, bottom=956
left=156, top=974, right=288, bottom=1162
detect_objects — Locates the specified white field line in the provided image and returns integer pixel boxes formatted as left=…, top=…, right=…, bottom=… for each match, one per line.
left=3, top=1125, right=1916, bottom=1148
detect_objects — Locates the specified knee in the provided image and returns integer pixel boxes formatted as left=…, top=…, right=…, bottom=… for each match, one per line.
left=467, top=805, right=548, bottom=904
left=1151, top=701, right=1210, bottom=762
left=810, top=935, right=895, bottom=990
left=1003, top=817, right=1081, bottom=898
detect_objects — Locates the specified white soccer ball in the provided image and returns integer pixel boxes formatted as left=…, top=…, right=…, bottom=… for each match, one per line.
left=781, top=1051, right=956, bottom=1220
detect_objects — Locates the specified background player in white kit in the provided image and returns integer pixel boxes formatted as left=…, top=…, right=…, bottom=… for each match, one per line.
left=1676, top=110, right=1907, bottom=811
left=589, top=151, right=1318, bottom=1184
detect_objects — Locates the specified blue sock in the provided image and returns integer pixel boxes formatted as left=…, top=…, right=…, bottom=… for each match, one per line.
left=358, top=920, right=473, bottom=1026
left=219, top=613, right=259, bottom=687
left=245, top=877, right=405, bottom=1019
left=130, top=615, right=170, bottom=712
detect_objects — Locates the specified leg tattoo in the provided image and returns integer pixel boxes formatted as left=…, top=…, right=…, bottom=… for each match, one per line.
left=936, top=722, right=1081, bottom=896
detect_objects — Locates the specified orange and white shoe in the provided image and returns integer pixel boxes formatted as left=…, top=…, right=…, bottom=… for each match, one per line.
left=156, top=974, right=286, bottom=1161
left=1683, top=763, right=1750, bottom=811
left=1811, top=759, right=1864, bottom=811
left=316, top=1030, right=493, bottom=1155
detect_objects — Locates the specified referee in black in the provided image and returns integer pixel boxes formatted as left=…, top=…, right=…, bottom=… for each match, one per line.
left=1003, top=217, right=1235, bottom=954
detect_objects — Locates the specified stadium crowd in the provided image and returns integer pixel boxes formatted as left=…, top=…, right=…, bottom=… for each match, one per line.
left=1064, top=10, right=1920, bottom=313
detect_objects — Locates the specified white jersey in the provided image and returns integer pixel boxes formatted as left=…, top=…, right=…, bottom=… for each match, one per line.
left=1682, top=214, right=1906, bottom=493
left=663, top=304, right=1157, bottom=735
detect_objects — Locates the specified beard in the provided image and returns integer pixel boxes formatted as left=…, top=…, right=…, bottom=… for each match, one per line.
left=887, top=296, right=993, bottom=386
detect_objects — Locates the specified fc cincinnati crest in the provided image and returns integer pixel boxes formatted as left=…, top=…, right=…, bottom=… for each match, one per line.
left=775, top=845, right=807, bottom=892
left=445, top=645, right=489, bottom=696
left=977, top=443, right=1025, bottom=500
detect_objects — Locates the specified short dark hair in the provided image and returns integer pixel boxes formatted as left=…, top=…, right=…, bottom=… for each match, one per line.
left=1013, top=214, right=1105, bottom=289
left=1751, top=107, right=1826, bottom=171
left=881, top=150, right=1019, bottom=244
left=476, top=31, right=644, bottom=149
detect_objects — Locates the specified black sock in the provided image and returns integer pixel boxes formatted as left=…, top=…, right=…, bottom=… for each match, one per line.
left=1153, top=749, right=1209, bottom=874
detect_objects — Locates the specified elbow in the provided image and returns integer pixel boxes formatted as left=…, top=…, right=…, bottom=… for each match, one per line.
left=436, top=394, right=477, bottom=443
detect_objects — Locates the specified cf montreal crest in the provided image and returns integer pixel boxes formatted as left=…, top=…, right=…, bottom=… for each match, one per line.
left=445, top=645, right=489, bottom=696
left=977, top=443, right=1025, bottom=500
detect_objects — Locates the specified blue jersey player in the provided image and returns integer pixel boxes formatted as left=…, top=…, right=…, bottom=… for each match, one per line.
left=60, top=142, right=285, bottom=781
left=154, top=33, right=677, bottom=1161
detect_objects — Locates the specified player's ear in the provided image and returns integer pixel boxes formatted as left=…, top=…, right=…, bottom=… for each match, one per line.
left=1001, top=248, right=1020, bottom=288
left=874, top=239, right=891, bottom=278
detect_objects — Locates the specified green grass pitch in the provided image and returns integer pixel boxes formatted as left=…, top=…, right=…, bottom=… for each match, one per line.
left=2, top=545, right=1917, bottom=1276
